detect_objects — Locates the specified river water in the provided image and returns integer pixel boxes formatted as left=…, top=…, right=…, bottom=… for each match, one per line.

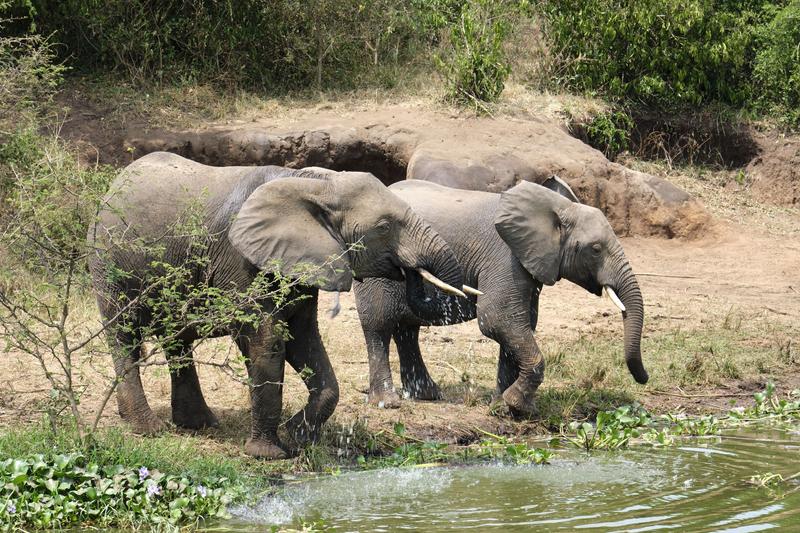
left=226, top=426, right=800, bottom=532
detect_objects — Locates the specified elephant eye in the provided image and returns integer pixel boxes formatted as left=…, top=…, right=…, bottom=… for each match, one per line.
left=375, top=220, right=392, bottom=235
left=592, top=243, right=602, bottom=254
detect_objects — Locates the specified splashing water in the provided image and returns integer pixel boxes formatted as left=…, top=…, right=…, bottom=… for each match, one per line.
left=227, top=425, right=800, bottom=531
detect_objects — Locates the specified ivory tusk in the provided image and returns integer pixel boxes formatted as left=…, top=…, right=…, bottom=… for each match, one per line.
left=603, top=286, right=626, bottom=312
left=418, top=268, right=467, bottom=298
left=462, top=285, right=484, bottom=296
left=327, top=291, right=341, bottom=319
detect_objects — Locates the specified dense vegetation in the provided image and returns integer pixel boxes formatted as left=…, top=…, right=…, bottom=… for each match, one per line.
left=1, top=0, right=798, bottom=123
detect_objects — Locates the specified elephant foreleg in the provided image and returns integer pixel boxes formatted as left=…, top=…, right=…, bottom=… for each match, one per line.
left=395, top=326, right=442, bottom=401
left=235, top=321, right=287, bottom=460
left=478, top=303, right=544, bottom=418
left=285, top=298, right=340, bottom=445
left=496, top=346, right=520, bottom=396
left=497, top=283, right=540, bottom=395
left=165, top=337, right=219, bottom=430
left=362, top=326, right=401, bottom=408
left=110, top=329, right=166, bottom=434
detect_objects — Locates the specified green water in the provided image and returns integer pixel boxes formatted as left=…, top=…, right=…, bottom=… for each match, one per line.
left=227, top=426, right=800, bottom=532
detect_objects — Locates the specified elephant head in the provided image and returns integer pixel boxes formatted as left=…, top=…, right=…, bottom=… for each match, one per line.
left=228, top=171, right=465, bottom=299
left=494, top=180, right=648, bottom=384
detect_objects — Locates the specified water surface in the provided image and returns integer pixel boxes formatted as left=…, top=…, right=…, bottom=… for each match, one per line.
left=227, top=426, right=800, bottom=532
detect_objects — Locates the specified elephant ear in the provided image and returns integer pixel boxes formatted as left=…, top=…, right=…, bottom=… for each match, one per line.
left=228, top=177, right=352, bottom=291
left=541, top=175, right=580, bottom=203
left=494, top=181, right=564, bottom=286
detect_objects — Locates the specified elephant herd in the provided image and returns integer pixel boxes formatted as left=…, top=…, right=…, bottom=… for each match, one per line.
left=88, top=151, right=647, bottom=459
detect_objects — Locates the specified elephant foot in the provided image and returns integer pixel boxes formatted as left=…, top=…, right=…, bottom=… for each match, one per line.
left=368, top=387, right=402, bottom=409
left=128, top=411, right=168, bottom=435
left=403, top=376, right=442, bottom=401
left=172, top=403, right=219, bottom=430
left=245, top=437, right=287, bottom=460
left=285, top=412, right=321, bottom=446
left=501, top=382, right=537, bottom=419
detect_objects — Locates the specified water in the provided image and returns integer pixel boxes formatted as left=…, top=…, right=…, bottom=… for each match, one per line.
left=225, top=426, right=800, bottom=532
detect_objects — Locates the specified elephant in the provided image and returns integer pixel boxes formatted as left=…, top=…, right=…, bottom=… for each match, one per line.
left=87, top=151, right=468, bottom=459
left=353, top=177, right=647, bottom=414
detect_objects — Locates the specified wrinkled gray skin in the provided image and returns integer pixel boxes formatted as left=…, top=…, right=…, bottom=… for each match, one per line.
left=354, top=179, right=647, bottom=414
left=88, top=152, right=463, bottom=459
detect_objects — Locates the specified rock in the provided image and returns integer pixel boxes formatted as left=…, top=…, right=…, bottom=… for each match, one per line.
left=116, top=105, right=712, bottom=237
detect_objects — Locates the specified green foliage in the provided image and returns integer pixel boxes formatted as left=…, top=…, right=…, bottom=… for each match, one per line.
left=438, top=0, right=515, bottom=105
left=566, top=404, right=652, bottom=451
left=474, top=431, right=553, bottom=465
left=752, top=1, right=800, bottom=127
left=0, top=452, right=241, bottom=529
left=0, top=13, right=66, bottom=132
left=584, top=109, right=634, bottom=159
left=540, top=0, right=759, bottom=107
left=13, top=0, right=447, bottom=91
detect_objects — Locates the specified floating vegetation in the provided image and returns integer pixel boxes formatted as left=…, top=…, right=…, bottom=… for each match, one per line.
left=559, top=383, right=800, bottom=451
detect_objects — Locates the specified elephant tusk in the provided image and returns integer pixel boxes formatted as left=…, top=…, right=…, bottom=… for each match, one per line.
left=604, top=286, right=626, bottom=312
left=327, top=291, right=341, bottom=319
left=418, top=268, right=467, bottom=298
left=462, top=285, right=483, bottom=296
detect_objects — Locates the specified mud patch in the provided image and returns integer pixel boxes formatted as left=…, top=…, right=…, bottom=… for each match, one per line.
left=747, top=133, right=800, bottom=207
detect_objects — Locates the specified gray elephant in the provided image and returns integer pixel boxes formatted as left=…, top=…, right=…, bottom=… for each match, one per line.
left=353, top=178, right=647, bottom=414
left=88, top=152, right=467, bottom=459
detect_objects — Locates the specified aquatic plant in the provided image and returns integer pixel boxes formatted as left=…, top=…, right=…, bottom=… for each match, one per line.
left=0, top=453, right=241, bottom=529
left=664, top=414, right=720, bottom=437
left=565, top=404, right=651, bottom=451
left=474, top=430, right=553, bottom=465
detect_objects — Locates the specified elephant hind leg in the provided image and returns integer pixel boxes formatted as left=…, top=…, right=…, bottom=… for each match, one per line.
left=395, top=326, right=442, bottom=401
left=109, top=329, right=166, bottom=435
left=165, top=337, right=219, bottom=430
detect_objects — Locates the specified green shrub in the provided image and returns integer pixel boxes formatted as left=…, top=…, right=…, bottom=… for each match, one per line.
left=438, top=0, right=513, bottom=105
left=584, top=109, right=634, bottom=160
left=752, top=1, right=800, bottom=126
left=11, top=0, right=452, bottom=91
left=0, top=11, right=65, bottom=132
left=539, top=0, right=760, bottom=107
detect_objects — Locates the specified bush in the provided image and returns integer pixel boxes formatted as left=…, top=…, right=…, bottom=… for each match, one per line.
left=438, top=0, right=516, bottom=105
left=11, top=0, right=446, bottom=91
left=538, top=0, right=770, bottom=107
left=752, top=1, right=800, bottom=126
left=584, top=109, right=634, bottom=160
left=0, top=11, right=65, bottom=132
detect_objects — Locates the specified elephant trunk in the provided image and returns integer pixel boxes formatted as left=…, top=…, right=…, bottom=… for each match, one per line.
left=397, top=215, right=464, bottom=316
left=613, top=264, right=648, bottom=384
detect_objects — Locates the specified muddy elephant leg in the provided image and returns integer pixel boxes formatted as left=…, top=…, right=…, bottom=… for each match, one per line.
left=478, top=307, right=544, bottom=418
left=496, top=345, right=520, bottom=396
left=496, top=284, right=539, bottom=396
left=235, top=321, right=287, bottom=460
left=395, top=326, right=442, bottom=401
left=165, top=338, right=219, bottom=430
left=110, top=329, right=165, bottom=434
left=285, top=296, right=340, bottom=445
left=361, top=325, right=401, bottom=408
